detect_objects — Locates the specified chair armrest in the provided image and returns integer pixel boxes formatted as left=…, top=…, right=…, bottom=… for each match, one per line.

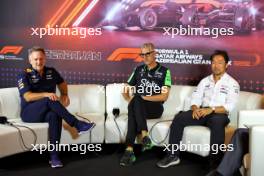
left=249, top=125, right=264, bottom=176
left=238, top=110, right=264, bottom=128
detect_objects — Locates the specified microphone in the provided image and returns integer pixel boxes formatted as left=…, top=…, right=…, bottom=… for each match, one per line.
left=0, top=116, right=8, bottom=124
left=0, top=116, right=13, bottom=125
left=112, top=108, right=120, bottom=118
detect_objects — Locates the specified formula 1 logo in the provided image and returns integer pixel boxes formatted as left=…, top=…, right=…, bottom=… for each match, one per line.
left=0, top=46, right=23, bottom=55
left=107, top=48, right=143, bottom=62
left=107, top=48, right=262, bottom=68
left=232, top=53, right=261, bottom=67
left=0, top=45, right=24, bottom=61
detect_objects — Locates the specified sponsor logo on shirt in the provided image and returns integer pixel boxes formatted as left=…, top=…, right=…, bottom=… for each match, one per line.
left=46, top=74, right=53, bottom=80
left=154, top=71, right=163, bottom=78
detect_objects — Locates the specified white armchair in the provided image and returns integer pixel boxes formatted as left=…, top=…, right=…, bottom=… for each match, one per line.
left=238, top=110, right=264, bottom=176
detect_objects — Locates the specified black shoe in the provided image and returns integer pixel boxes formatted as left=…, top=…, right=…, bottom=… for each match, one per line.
left=205, top=170, right=222, bottom=176
left=142, top=136, right=153, bottom=152
left=209, top=160, right=220, bottom=170
left=120, top=150, right=136, bottom=166
left=156, top=154, right=180, bottom=168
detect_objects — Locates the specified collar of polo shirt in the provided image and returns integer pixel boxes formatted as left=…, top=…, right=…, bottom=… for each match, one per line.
left=210, top=72, right=228, bottom=82
left=144, top=62, right=161, bottom=72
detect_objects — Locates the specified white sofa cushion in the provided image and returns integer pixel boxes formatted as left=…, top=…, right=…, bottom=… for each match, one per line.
left=163, top=85, right=195, bottom=116
left=0, top=120, right=48, bottom=158
left=181, top=126, right=211, bottom=156
left=0, top=87, right=21, bottom=119
left=238, top=110, right=264, bottom=128
left=66, top=84, right=105, bottom=114
left=106, top=83, right=128, bottom=115
left=229, top=91, right=263, bottom=126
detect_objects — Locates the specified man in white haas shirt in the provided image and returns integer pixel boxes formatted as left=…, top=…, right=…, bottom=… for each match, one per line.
left=157, top=50, right=240, bottom=169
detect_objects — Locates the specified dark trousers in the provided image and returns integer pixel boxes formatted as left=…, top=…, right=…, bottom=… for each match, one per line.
left=169, top=110, right=229, bottom=162
left=126, top=95, right=164, bottom=146
left=21, top=97, right=78, bottom=155
left=217, top=128, right=249, bottom=176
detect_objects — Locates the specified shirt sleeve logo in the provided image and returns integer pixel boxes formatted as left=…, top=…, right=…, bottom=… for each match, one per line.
left=18, top=78, right=24, bottom=89
left=26, top=68, right=32, bottom=73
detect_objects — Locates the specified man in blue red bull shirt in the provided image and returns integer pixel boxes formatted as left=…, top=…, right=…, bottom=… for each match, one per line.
left=17, top=46, right=95, bottom=168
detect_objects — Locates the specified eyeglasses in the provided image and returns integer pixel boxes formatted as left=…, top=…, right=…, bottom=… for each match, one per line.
left=139, top=51, right=154, bottom=57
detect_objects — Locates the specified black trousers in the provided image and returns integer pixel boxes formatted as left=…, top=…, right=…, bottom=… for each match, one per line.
left=21, top=97, right=78, bottom=155
left=126, top=95, right=164, bottom=146
left=217, top=128, right=249, bottom=176
left=169, top=110, right=229, bottom=162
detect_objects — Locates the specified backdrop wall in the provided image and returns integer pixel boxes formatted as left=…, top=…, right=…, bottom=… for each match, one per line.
left=1, top=0, right=264, bottom=93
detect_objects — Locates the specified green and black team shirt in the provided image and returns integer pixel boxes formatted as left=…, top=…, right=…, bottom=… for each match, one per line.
left=127, top=63, right=172, bottom=98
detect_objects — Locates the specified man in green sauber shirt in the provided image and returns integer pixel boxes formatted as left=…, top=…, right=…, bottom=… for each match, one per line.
left=120, top=43, right=172, bottom=166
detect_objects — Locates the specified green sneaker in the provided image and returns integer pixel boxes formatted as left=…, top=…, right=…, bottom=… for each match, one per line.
left=142, top=136, right=153, bottom=152
left=120, top=150, right=136, bottom=166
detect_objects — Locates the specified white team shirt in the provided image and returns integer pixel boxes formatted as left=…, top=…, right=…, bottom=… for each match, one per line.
left=191, top=73, right=240, bottom=113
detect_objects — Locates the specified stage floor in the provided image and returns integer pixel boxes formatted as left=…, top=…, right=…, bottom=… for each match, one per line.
left=0, top=144, right=210, bottom=176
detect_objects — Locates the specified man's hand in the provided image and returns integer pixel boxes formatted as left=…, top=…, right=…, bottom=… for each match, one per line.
left=128, top=96, right=134, bottom=104
left=141, top=95, right=148, bottom=101
left=60, top=95, right=70, bottom=107
left=44, top=93, right=59, bottom=101
left=198, top=108, right=213, bottom=118
left=191, top=104, right=214, bottom=120
left=192, top=108, right=202, bottom=120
